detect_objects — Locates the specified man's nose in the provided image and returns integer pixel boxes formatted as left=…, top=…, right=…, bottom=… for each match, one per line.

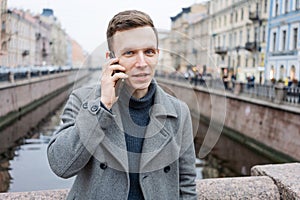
left=136, top=51, right=147, bottom=67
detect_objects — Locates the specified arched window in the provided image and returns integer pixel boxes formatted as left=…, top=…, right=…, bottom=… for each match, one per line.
left=279, top=65, right=285, bottom=80
left=290, top=65, right=296, bottom=80
left=270, top=65, right=275, bottom=79
left=1, top=41, right=7, bottom=50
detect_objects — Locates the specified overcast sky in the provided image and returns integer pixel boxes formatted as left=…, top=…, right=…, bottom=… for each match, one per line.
left=8, top=0, right=207, bottom=53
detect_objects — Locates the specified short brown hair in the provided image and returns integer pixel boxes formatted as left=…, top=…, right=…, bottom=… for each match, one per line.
left=106, top=10, right=158, bottom=51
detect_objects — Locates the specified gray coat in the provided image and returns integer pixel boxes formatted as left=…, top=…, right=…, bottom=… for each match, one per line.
left=47, top=82, right=197, bottom=200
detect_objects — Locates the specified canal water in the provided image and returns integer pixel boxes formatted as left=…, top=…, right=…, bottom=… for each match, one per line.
left=7, top=104, right=75, bottom=192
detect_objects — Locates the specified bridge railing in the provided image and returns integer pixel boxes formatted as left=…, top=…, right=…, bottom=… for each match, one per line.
left=155, top=71, right=300, bottom=106
left=0, top=66, right=80, bottom=83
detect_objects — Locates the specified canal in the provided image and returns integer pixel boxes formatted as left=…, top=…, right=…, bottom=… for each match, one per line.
left=7, top=105, right=75, bottom=192
left=0, top=71, right=275, bottom=193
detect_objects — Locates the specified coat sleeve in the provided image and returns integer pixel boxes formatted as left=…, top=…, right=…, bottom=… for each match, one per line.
left=47, top=88, right=112, bottom=178
left=179, top=103, right=197, bottom=199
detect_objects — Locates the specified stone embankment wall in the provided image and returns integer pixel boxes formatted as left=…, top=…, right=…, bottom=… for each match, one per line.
left=0, top=70, right=89, bottom=153
left=0, top=163, right=299, bottom=199
left=157, top=78, right=300, bottom=162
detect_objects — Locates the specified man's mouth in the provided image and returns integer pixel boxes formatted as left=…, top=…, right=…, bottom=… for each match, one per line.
left=132, top=73, right=149, bottom=77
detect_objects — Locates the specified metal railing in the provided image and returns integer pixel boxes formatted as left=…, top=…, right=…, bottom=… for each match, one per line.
left=0, top=66, right=80, bottom=83
left=155, top=71, right=300, bottom=106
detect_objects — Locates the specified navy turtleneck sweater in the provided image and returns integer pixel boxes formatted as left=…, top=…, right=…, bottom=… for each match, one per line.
left=118, top=82, right=156, bottom=200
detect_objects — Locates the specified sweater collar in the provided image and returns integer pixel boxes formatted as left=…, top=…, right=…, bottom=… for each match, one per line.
left=119, top=80, right=156, bottom=110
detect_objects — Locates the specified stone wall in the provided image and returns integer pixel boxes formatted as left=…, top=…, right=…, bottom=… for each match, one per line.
left=0, top=71, right=83, bottom=118
left=157, top=78, right=300, bottom=162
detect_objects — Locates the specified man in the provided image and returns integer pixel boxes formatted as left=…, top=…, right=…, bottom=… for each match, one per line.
left=47, top=10, right=197, bottom=199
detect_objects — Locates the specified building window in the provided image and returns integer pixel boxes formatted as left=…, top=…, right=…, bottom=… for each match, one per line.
left=273, top=32, right=277, bottom=51
left=233, top=32, right=237, bottom=47
left=282, top=30, right=287, bottom=51
left=297, top=0, right=300, bottom=10
left=224, top=16, right=227, bottom=26
left=254, top=27, right=259, bottom=41
left=1, top=21, right=5, bottom=32
left=235, top=11, right=238, bottom=22
left=262, top=25, right=266, bottom=42
left=285, top=0, right=289, bottom=13
left=252, top=58, right=256, bottom=67
left=264, top=0, right=268, bottom=13
left=275, top=0, right=279, bottom=16
left=241, top=8, right=244, bottom=20
left=279, top=65, right=285, bottom=80
left=270, top=65, right=275, bottom=79
left=293, top=28, right=298, bottom=50
left=247, top=28, right=250, bottom=42
left=240, top=30, right=243, bottom=44
left=290, top=65, right=296, bottom=80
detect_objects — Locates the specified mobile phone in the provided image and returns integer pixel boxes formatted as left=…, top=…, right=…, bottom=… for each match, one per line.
left=109, top=52, right=119, bottom=75
left=109, top=51, right=125, bottom=96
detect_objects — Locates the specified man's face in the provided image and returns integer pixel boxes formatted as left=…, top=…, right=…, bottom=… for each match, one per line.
left=112, top=26, right=159, bottom=96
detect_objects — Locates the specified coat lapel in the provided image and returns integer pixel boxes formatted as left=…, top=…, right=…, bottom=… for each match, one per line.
left=140, top=85, right=178, bottom=171
left=93, top=86, right=129, bottom=172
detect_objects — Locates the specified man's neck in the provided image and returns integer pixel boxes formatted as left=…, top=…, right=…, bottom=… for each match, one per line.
left=131, top=88, right=149, bottom=99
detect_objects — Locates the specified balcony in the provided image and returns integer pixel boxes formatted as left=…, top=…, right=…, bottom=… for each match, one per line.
left=22, top=50, right=30, bottom=57
left=270, top=50, right=298, bottom=56
left=214, top=46, right=228, bottom=55
left=245, top=42, right=257, bottom=52
left=249, top=11, right=259, bottom=21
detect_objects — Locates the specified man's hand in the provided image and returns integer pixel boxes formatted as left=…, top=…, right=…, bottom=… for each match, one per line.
left=100, top=57, right=128, bottom=109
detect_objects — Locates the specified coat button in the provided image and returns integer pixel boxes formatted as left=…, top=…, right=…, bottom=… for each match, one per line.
left=91, top=105, right=99, bottom=112
left=82, top=102, right=88, bottom=109
left=164, top=166, right=170, bottom=173
left=100, top=162, right=107, bottom=170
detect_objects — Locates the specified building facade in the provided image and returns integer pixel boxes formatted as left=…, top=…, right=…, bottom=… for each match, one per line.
left=209, top=0, right=269, bottom=83
left=170, top=3, right=208, bottom=74
left=34, top=15, right=51, bottom=66
left=0, top=7, right=76, bottom=67
left=187, top=4, right=210, bottom=75
left=40, top=9, right=68, bottom=66
left=0, top=0, right=8, bottom=56
left=266, top=0, right=300, bottom=83
left=71, top=38, right=86, bottom=67
left=0, top=9, right=37, bottom=67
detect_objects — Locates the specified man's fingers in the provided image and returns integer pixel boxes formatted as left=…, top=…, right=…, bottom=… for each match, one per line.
left=111, top=72, right=128, bottom=82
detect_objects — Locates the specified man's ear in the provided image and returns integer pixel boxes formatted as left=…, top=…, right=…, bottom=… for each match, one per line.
left=105, top=51, right=110, bottom=59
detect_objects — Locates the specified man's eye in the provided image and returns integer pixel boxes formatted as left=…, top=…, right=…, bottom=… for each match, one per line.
left=145, top=49, right=156, bottom=55
left=124, top=51, right=134, bottom=56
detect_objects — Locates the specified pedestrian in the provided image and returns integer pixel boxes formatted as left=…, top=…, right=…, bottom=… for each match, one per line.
left=47, top=10, right=197, bottom=200
left=231, top=73, right=236, bottom=90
